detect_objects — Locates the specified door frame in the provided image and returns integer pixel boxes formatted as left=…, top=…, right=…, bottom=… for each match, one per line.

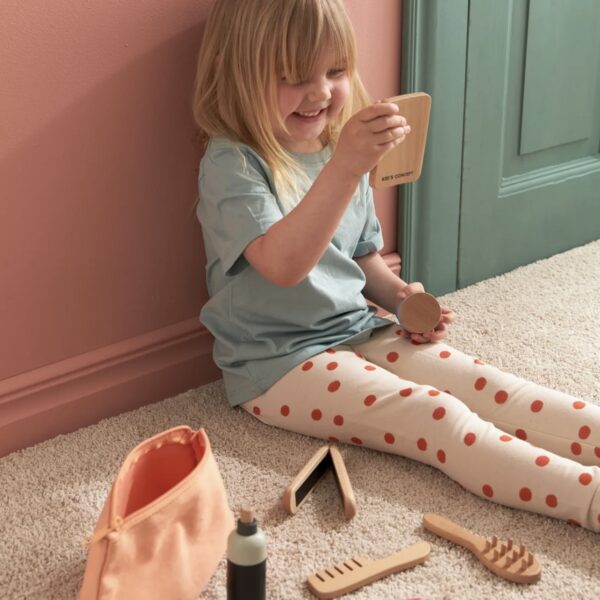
left=399, top=0, right=469, bottom=295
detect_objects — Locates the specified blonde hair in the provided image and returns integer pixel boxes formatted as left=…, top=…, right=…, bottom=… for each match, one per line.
left=192, top=0, right=370, bottom=203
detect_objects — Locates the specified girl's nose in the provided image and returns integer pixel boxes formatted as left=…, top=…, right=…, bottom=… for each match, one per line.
left=307, top=81, right=331, bottom=103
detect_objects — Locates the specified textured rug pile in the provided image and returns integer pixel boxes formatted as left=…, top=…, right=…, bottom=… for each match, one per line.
left=2, top=240, right=599, bottom=599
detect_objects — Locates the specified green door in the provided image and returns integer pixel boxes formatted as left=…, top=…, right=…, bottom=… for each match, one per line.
left=459, top=0, right=600, bottom=286
left=400, top=0, right=600, bottom=294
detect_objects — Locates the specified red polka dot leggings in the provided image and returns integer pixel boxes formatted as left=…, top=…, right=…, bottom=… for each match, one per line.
left=242, top=324, right=600, bottom=532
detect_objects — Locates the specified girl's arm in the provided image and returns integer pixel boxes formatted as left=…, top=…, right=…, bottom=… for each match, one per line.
left=357, top=251, right=457, bottom=342
left=244, top=103, right=408, bottom=287
left=354, top=251, right=408, bottom=314
left=244, top=159, right=361, bottom=287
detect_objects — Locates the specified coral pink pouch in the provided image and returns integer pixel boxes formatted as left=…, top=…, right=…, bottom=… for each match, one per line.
left=80, top=426, right=234, bottom=600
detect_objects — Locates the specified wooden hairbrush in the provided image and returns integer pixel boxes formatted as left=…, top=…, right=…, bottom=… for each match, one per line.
left=307, top=541, right=430, bottom=599
left=422, top=513, right=541, bottom=584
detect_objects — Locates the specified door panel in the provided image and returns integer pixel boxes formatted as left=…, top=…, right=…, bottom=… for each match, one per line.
left=521, top=0, right=598, bottom=154
left=458, top=0, right=600, bottom=287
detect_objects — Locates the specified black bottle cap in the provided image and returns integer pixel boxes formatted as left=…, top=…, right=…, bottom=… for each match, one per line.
left=237, top=508, right=258, bottom=536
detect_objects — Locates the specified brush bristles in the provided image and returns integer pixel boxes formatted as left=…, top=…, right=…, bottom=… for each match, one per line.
left=484, top=537, right=536, bottom=572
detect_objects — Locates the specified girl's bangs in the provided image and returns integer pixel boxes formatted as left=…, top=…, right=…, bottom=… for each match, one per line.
left=277, top=1, right=356, bottom=83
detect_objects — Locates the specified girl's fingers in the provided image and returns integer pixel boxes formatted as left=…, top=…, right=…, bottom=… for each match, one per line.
left=369, top=114, right=407, bottom=133
left=373, top=126, right=408, bottom=146
left=425, top=322, right=447, bottom=341
left=359, top=102, right=400, bottom=122
left=441, top=307, right=456, bottom=323
left=411, top=333, right=429, bottom=343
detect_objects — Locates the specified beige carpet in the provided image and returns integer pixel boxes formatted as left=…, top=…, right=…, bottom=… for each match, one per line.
left=2, top=240, right=599, bottom=600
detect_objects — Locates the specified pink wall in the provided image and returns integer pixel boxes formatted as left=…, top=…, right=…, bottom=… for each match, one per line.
left=0, top=0, right=402, bottom=454
left=1, top=0, right=214, bottom=380
left=346, top=0, right=402, bottom=257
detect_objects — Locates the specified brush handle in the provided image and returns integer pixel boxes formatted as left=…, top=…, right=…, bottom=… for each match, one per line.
left=422, top=513, right=481, bottom=553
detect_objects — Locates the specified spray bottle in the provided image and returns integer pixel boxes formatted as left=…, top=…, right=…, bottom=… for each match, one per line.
left=226, top=507, right=267, bottom=600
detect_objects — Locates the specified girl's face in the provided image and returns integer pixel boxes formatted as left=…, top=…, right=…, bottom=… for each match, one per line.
left=273, top=45, right=350, bottom=153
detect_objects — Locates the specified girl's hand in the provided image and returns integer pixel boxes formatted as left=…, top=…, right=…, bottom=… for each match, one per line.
left=330, top=102, right=411, bottom=179
left=396, top=282, right=457, bottom=344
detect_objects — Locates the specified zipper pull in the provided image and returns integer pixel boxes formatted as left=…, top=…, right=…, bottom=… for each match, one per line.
left=83, top=515, right=124, bottom=547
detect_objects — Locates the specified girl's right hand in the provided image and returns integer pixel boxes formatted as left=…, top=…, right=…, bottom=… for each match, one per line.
left=330, top=102, right=411, bottom=179
left=397, top=282, right=457, bottom=344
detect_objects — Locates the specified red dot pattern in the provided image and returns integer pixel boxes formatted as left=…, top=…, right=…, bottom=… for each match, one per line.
left=530, top=400, right=544, bottom=413
left=432, top=407, right=446, bottom=420
left=464, top=433, right=476, bottom=446
left=267, top=349, right=600, bottom=530
left=474, top=377, right=487, bottom=391
left=519, top=487, right=532, bottom=502
left=495, top=390, right=508, bottom=404
left=328, top=380, right=341, bottom=392
left=579, top=425, right=591, bottom=439
left=364, top=394, right=376, bottom=406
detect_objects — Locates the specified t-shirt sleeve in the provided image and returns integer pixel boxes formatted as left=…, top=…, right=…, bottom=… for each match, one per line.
left=353, top=181, right=384, bottom=258
left=198, top=145, right=283, bottom=276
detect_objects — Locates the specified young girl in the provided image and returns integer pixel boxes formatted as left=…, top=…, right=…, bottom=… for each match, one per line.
left=192, top=0, right=600, bottom=532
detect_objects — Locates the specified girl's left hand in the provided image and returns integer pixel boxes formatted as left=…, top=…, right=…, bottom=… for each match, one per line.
left=396, top=283, right=457, bottom=343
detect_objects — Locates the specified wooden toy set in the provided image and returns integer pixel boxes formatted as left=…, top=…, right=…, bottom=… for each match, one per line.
left=282, top=446, right=542, bottom=598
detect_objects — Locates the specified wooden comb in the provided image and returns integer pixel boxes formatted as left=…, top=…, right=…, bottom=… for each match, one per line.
left=422, top=513, right=541, bottom=584
left=306, top=541, right=430, bottom=599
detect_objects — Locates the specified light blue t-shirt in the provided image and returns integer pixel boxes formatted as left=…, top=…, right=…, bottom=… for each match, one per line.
left=197, top=137, right=392, bottom=406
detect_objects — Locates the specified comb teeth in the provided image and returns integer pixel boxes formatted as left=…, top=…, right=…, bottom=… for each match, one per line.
left=324, top=559, right=362, bottom=579
left=308, top=541, right=432, bottom=598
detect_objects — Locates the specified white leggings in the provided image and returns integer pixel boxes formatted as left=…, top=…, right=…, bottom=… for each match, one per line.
left=242, top=324, right=600, bottom=532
